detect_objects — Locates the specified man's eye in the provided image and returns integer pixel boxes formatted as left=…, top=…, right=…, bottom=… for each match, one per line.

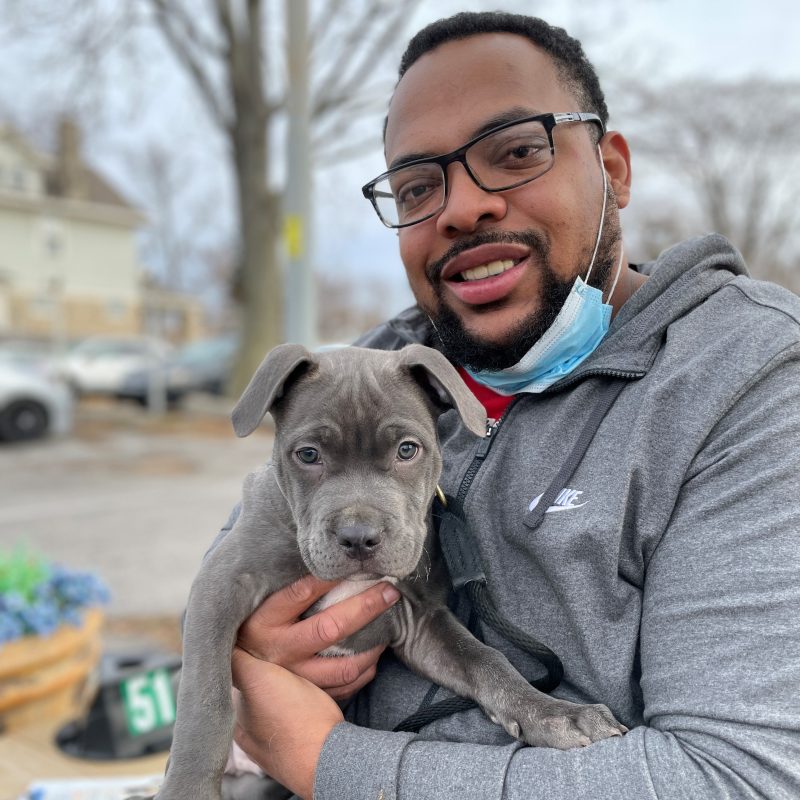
left=296, top=447, right=320, bottom=464
left=397, top=441, right=419, bottom=460
left=390, top=167, right=443, bottom=211
left=493, top=137, right=549, bottom=168
left=397, top=181, right=435, bottom=208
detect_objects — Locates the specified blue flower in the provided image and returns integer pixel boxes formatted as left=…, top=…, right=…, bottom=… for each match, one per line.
left=0, top=559, right=109, bottom=645
left=20, top=599, right=60, bottom=636
left=0, top=610, right=24, bottom=643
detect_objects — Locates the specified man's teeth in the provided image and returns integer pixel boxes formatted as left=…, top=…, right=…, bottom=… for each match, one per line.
left=460, top=259, right=515, bottom=282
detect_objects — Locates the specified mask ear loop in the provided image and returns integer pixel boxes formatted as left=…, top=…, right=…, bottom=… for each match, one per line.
left=583, top=144, right=608, bottom=287
left=603, top=243, right=625, bottom=304
left=585, top=144, right=626, bottom=304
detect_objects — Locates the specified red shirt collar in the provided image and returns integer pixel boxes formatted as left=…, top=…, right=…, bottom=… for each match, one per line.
left=456, top=367, right=516, bottom=420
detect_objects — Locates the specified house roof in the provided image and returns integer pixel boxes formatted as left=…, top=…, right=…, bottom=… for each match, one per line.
left=0, top=122, right=143, bottom=224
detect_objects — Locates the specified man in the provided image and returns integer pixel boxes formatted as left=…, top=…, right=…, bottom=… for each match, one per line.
left=225, top=12, right=800, bottom=799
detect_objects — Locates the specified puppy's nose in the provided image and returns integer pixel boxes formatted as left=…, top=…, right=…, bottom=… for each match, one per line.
left=336, top=523, right=382, bottom=560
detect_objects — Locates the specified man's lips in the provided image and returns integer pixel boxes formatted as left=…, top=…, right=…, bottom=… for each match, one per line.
left=439, top=243, right=531, bottom=306
left=440, top=243, right=531, bottom=281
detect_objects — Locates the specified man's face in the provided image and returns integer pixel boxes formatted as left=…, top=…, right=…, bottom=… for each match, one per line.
left=384, top=33, right=623, bottom=370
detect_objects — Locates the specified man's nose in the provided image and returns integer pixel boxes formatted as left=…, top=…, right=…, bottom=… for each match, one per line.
left=435, top=162, right=507, bottom=235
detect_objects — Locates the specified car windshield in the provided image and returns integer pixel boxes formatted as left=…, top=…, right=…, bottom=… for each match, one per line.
left=73, top=340, right=153, bottom=357
left=175, top=337, right=237, bottom=366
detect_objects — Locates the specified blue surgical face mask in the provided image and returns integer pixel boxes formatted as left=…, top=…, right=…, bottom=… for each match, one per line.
left=465, top=148, right=624, bottom=396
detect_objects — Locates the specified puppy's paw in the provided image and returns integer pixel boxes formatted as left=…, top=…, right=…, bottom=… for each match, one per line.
left=492, top=699, right=628, bottom=750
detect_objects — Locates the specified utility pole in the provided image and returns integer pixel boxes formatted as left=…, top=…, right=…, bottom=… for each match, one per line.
left=284, top=0, right=316, bottom=347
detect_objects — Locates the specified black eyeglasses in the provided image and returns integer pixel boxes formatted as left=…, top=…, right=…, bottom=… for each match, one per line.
left=362, top=112, right=604, bottom=228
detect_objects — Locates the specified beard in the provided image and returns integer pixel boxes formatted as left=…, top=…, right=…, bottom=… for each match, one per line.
left=423, top=188, right=622, bottom=372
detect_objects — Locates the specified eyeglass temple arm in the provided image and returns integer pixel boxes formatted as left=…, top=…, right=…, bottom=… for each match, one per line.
left=553, top=112, right=605, bottom=134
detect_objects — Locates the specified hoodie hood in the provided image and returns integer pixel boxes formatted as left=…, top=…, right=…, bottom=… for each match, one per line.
left=572, top=234, right=748, bottom=381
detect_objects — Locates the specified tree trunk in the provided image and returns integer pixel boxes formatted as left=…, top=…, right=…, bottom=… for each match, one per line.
left=223, top=0, right=283, bottom=398
left=229, top=125, right=283, bottom=397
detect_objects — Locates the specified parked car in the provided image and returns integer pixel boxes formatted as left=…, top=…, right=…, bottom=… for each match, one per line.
left=0, top=339, right=61, bottom=374
left=116, top=335, right=239, bottom=408
left=0, top=362, right=74, bottom=441
left=59, top=336, right=174, bottom=396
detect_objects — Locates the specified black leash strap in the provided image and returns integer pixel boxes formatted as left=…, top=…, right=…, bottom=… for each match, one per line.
left=465, top=582, right=562, bottom=692
left=438, top=495, right=485, bottom=589
left=523, top=379, right=627, bottom=530
left=393, top=494, right=563, bottom=734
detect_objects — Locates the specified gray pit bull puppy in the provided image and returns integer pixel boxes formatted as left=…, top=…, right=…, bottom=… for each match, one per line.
left=142, top=343, right=625, bottom=800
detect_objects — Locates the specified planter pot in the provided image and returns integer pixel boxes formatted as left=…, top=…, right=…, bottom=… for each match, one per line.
left=0, top=608, right=103, bottom=732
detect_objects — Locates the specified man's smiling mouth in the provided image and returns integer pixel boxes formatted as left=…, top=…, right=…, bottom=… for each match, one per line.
left=455, top=258, right=517, bottom=282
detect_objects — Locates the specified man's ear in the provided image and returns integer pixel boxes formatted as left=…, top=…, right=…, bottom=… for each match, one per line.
left=399, top=344, right=486, bottom=437
left=600, top=131, right=632, bottom=209
left=231, top=344, right=316, bottom=437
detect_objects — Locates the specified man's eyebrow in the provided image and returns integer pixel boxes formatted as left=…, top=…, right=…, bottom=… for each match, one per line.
left=387, top=106, right=543, bottom=171
left=471, top=107, right=541, bottom=138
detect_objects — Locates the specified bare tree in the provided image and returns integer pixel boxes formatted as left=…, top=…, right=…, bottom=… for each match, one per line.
left=0, top=0, right=420, bottom=391
left=134, top=145, right=200, bottom=293
left=150, top=0, right=424, bottom=390
left=620, top=78, right=800, bottom=291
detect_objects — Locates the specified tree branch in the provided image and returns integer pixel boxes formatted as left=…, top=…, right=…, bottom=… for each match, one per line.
left=153, top=0, right=227, bottom=59
left=310, top=3, right=383, bottom=118
left=149, top=0, right=233, bottom=129
left=309, top=0, right=346, bottom=47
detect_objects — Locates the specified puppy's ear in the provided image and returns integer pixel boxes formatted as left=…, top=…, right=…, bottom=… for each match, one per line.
left=399, top=344, right=486, bottom=437
left=231, top=343, right=315, bottom=437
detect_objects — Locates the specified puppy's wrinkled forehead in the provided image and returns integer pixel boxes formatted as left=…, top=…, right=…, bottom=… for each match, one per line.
left=275, top=349, right=434, bottom=434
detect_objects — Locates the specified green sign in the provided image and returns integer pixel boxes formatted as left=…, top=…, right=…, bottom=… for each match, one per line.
left=120, top=668, right=176, bottom=736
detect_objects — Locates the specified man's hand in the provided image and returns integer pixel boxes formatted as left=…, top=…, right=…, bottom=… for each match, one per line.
left=231, top=652, right=342, bottom=800
left=236, top=574, right=402, bottom=700
left=231, top=576, right=402, bottom=798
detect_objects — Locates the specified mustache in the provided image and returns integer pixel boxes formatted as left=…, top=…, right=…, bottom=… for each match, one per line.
left=425, top=229, right=550, bottom=283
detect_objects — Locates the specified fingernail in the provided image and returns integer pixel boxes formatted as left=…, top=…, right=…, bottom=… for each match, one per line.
left=382, top=584, right=401, bottom=604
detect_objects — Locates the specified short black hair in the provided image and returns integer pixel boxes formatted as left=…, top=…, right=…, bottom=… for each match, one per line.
left=395, top=11, right=608, bottom=129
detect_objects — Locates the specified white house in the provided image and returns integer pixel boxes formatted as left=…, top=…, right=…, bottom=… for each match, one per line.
left=0, top=120, right=204, bottom=344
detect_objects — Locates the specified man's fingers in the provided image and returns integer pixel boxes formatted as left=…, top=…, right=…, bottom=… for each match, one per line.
left=292, top=582, right=401, bottom=652
left=296, top=645, right=386, bottom=690
left=326, top=664, right=378, bottom=702
left=246, top=574, right=339, bottom=629
left=237, top=579, right=401, bottom=670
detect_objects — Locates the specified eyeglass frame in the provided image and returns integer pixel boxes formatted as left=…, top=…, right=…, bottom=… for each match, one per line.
left=361, top=111, right=606, bottom=229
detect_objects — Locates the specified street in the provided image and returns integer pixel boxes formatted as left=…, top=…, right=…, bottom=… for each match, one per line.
left=0, top=399, right=274, bottom=618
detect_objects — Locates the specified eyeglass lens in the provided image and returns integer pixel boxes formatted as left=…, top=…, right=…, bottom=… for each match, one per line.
left=373, top=118, right=554, bottom=226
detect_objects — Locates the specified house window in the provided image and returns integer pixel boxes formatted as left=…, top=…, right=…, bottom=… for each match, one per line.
left=46, top=230, right=63, bottom=257
left=40, top=218, right=66, bottom=259
left=12, top=166, right=26, bottom=191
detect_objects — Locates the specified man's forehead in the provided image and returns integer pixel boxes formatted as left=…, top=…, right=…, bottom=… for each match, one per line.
left=384, top=33, right=570, bottom=162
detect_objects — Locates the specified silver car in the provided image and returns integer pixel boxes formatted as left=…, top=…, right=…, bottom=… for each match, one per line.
left=0, top=362, right=74, bottom=441
left=59, top=336, right=174, bottom=396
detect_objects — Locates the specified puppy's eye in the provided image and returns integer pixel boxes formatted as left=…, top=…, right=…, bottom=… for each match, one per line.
left=296, top=447, right=320, bottom=464
left=397, top=441, right=419, bottom=460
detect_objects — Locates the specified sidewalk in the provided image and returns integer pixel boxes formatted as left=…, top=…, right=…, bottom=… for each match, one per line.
left=0, top=397, right=274, bottom=624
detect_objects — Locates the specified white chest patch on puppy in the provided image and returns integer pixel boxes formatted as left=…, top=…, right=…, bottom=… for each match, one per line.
left=311, top=575, right=399, bottom=657
left=314, top=575, right=398, bottom=610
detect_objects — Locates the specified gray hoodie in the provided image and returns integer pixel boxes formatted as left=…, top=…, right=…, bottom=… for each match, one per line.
left=307, top=235, right=800, bottom=799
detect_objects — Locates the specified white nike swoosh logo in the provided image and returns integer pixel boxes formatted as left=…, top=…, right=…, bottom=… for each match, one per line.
left=543, top=502, right=588, bottom=513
